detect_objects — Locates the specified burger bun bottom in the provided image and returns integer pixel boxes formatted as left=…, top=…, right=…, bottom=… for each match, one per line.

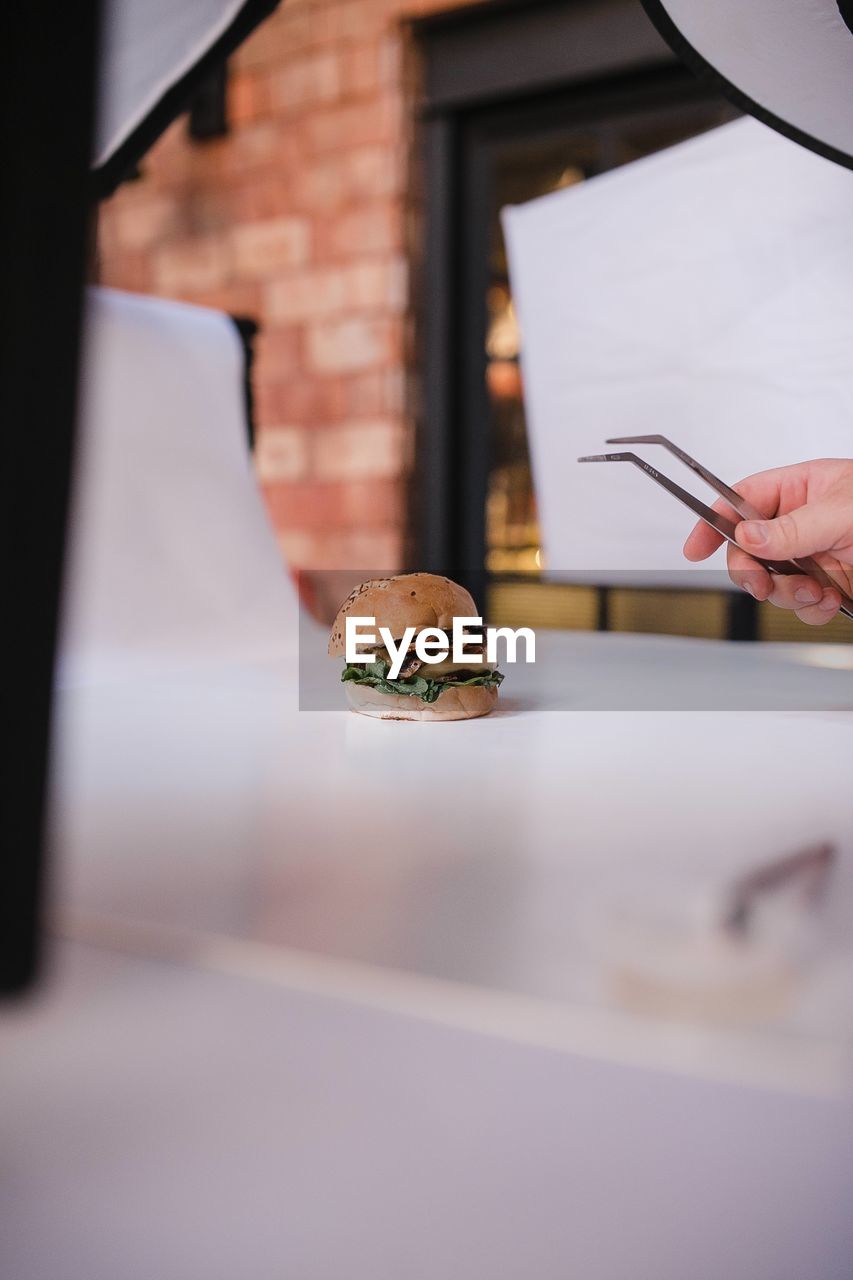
left=345, top=681, right=497, bottom=722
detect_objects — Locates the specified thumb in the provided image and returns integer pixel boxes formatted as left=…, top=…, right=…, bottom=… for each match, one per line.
left=736, top=496, right=844, bottom=560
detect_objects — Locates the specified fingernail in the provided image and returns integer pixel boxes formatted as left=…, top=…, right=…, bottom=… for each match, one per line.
left=795, top=586, right=820, bottom=605
left=744, top=582, right=760, bottom=599
left=819, top=591, right=838, bottom=611
left=739, top=521, right=769, bottom=548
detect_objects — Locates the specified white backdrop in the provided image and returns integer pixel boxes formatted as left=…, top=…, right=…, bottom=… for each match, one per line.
left=60, top=289, right=298, bottom=685
left=503, top=117, right=853, bottom=584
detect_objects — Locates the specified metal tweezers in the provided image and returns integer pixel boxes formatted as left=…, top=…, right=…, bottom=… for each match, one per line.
left=578, top=434, right=853, bottom=621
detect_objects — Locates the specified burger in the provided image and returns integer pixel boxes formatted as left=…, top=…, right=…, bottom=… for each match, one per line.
left=328, top=573, right=504, bottom=721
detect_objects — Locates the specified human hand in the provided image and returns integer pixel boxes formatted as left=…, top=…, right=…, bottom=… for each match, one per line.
left=683, top=458, right=853, bottom=625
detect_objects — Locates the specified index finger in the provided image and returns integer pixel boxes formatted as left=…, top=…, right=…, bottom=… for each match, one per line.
left=683, top=513, right=725, bottom=561
left=682, top=470, right=788, bottom=562
left=683, top=495, right=740, bottom=561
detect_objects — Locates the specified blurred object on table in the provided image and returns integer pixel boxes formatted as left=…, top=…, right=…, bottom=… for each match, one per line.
left=591, top=844, right=837, bottom=1024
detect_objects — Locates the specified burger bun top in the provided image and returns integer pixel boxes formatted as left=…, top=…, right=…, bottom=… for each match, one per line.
left=328, top=573, right=478, bottom=656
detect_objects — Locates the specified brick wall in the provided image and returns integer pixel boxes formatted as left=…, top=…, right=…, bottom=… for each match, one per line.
left=97, top=0, right=481, bottom=573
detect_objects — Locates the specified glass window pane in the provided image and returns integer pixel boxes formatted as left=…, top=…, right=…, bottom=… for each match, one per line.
left=485, top=99, right=737, bottom=583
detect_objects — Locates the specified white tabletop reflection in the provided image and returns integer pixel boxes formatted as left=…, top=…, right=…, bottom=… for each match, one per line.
left=52, top=627, right=853, bottom=1094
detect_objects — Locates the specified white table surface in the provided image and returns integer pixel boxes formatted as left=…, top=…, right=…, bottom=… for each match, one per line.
left=50, top=628, right=853, bottom=1088
left=4, top=628, right=852, bottom=1280
left=2, top=937, right=852, bottom=1280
